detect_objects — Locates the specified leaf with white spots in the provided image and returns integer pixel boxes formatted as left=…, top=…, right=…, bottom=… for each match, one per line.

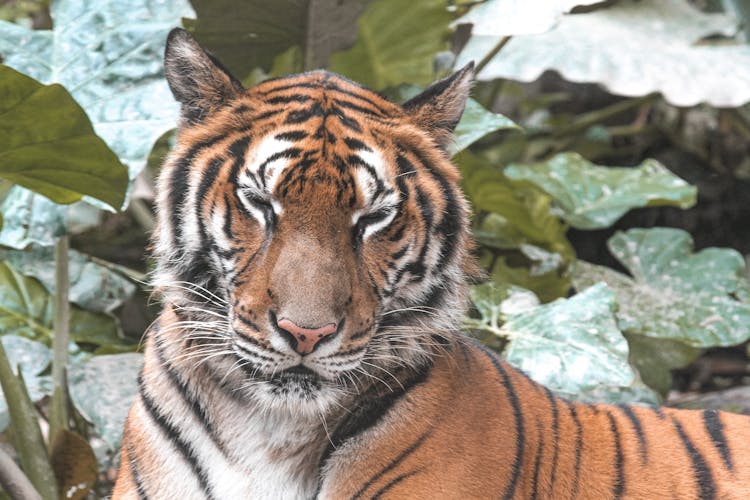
left=572, top=228, right=750, bottom=347
left=504, top=152, right=696, bottom=230
left=0, top=335, right=53, bottom=432
left=69, top=353, right=143, bottom=450
left=501, top=283, right=639, bottom=397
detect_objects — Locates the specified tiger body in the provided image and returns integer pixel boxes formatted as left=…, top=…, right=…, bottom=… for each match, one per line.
left=114, top=29, right=750, bottom=499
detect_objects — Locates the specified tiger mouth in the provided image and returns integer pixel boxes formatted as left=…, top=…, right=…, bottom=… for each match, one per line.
left=267, top=365, right=322, bottom=393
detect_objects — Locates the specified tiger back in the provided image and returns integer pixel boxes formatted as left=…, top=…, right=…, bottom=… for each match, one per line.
left=113, top=28, right=750, bottom=499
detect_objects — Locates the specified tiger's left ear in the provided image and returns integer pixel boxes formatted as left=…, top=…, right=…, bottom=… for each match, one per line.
left=402, top=62, right=474, bottom=150
left=164, top=28, right=244, bottom=125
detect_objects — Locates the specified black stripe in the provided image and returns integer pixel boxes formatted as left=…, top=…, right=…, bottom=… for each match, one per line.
left=672, top=416, right=716, bottom=500
left=194, top=157, right=225, bottom=248
left=325, top=82, right=391, bottom=114
left=275, top=130, right=308, bottom=141
left=566, top=401, right=583, bottom=500
left=267, top=94, right=311, bottom=104
left=226, top=137, right=252, bottom=186
left=258, top=147, right=302, bottom=185
left=344, top=137, right=372, bottom=152
left=544, top=387, right=560, bottom=492
left=371, top=469, right=422, bottom=499
left=618, top=404, right=648, bottom=464
left=222, top=194, right=235, bottom=239
left=138, top=377, right=216, bottom=499
left=606, top=410, right=625, bottom=499
left=285, top=102, right=324, bottom=124
left=703, top=409, right=733, bottom=471
left=126, top=441, right=149, bottom=500
left=153, top=336, right=224, bottom=452
left=320, top=362, right=433, bottom=469
left=260, top=82, right=320, bottom=95
left=476, top=344, right=524, bottom=500
left=335, top=111, right=362, bottom=132
left=334, top=98, right=383, bottom=116
left=353, top=431, right=431, bottom=499
left=168, top=136, right=224, bottom=247
left=530, top=419, right=545, bottom=500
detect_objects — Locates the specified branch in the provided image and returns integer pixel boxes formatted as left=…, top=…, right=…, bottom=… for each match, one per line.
left=0, top=448, right=42, bottom=500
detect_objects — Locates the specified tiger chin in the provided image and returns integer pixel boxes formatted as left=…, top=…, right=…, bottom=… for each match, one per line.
left=113, top=28, right=750, bottom=500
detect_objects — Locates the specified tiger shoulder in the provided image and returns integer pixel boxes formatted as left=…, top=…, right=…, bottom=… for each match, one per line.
left=113, top=28, right=750, bottom=499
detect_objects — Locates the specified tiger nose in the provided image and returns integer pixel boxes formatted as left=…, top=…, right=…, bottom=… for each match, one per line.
left=276, top=318, right=338, bottom=355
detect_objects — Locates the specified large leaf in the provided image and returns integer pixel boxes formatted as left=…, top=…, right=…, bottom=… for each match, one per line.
left=186, top=0, right=370, bottom=78
left=452, top=98, right=519, bottom=155
left=453, top=0, right=602, bottom=36
left=459, top=150, right=574, bottom=260
left=572, top=228, right=750, bottom=347
left=504, top=152, right=697, bottom=230
left=0, top=65, right=127, bottom=210
left=50, top=430, right=97, bottom=500
left=501, top=283, right=637, bottom=396
left=457, top=0, right=750, bottom=107
left=0, top=261, right=121, bottom=347
left=329, top=0, right=452, bottom=89
left=69, top=353, right=143, bottom=450
left=0, top=0, right=194, bottom=179
left=1, top=246, right=136, bottom=314
left=0, top=335, right=52, bottom=432
left=0, top=187, right=100, bottom=249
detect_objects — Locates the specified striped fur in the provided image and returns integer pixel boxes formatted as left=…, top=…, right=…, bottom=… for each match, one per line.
left=114, top=29, right=750, bottom=499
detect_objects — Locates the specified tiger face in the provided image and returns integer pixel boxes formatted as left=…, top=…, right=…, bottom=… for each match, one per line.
left=153, top=29, right=477, bottom=413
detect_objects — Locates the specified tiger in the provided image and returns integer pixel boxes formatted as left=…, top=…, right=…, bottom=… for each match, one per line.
left=113, top=27, right=750, bottom=499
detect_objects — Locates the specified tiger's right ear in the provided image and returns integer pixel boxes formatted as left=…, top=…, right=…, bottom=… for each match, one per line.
left=164, top=28, right=244, bottom=125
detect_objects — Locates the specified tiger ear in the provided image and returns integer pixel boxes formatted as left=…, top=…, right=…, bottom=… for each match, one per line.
left=402, top=62, right=474, bottom=150
left=164, top=28, right=244, bottom=125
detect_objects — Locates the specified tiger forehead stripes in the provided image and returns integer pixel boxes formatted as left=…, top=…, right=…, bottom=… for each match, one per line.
left=114, top=28, right=750, bottom=500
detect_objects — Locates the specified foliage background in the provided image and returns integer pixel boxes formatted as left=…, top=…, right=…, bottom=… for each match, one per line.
left=1, top=0, right=749, bottom=497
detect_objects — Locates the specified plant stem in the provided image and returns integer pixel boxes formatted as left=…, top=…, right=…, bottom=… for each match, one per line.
left=554, top=94, right=659, bottom=137
left=49, top=235, right=70, bottom=445
left=475, top=36, right=510, bottom=75
left=0, top=343, right=58, bottom=500
left=0, top=448, right=42, bottom=500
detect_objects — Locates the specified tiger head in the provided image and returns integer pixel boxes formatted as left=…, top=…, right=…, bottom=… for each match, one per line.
left=153, top=29, right=478, bottom=413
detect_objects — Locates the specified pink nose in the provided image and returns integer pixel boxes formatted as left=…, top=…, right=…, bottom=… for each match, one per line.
left=277, top=318, right=338, bottom=355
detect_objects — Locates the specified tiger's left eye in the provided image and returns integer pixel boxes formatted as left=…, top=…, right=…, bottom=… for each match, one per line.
left=353, top=208, right=394, bottom=244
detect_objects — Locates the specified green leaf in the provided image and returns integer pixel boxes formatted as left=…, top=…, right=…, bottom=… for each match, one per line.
left=453, top=0, right=602, bottom=36
left=457, top=0, right=750, bottom=107
left=0, top=0, right=194, bottom=179
left=0, top=66, right=127, bottom=210
left=69, top=353, right=143, bottom=450
left=501, top=283, right=644, bottom=399
left=504, top=152, right=697, bottom=230
left=625, top=333, right=699, bottom=396
left=0, top=188, right=100, bottom=249
left=329, top=0, right=452, bottom=89
left=0, top=246, right=136, bottom=314
left=186, top=0, right=370, bottom=77
left=0, top=339, right=58, bottom=499
left=459, top=150, right=574, bottom=260
left=451, top=98, right=519, bottom=155
left=0, top=261, right=121, bottom=347
left=0, top=335, right=52, bottom=432
left=571, top=228, right=750, bottom=347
